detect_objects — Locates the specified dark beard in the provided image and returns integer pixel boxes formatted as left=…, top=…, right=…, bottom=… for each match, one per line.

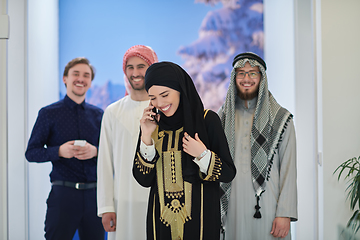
left=238, top=89, right=258, bottom=100
left=129, top=77, right=145, bottom=91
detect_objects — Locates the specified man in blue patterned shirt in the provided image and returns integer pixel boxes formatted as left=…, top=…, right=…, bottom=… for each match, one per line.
left=26, top=57, right=104, bottom=240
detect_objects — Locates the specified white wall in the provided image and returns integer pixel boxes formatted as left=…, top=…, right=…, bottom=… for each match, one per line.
left=315, top=0, right=324, bottom=238
left=294, top=0, right=320, bottom=239
left=264, top=0, right=295, bottom=114
left=7, top=0, right=29, bottom=239
left=5, top=0, right=58, bottom=239
left=27, top=0, right=59, bottom=239
left=321, top=0, right=360, bottom=239
left=0, top=0, right=8, bottom=238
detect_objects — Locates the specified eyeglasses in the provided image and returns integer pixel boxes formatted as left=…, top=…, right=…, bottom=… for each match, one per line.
left=235, top=71, right=261, bottom=79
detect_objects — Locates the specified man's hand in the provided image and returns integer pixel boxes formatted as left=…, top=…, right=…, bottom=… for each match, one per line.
left=58, top=141, right=97, bottom=160
left=58, top=140, right=76, bottom=158
left=102, top=212, right=116, bottom=232
left=73, top=142, right=98, bottom=160
left=270, top=217, right=290, bottom=238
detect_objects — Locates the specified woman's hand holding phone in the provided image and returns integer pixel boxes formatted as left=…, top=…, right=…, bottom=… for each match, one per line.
left=140, top=104, right=159, bottom=145
left=151, top=106, right=159, bottom=123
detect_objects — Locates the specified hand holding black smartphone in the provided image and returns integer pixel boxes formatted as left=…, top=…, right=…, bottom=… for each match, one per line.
left=151, top=106, right=159, bottom=124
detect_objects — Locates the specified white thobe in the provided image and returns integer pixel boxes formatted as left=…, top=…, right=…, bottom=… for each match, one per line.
left=225, top=97, right=298, bottom=240
left=97, top=95, right=150, bottom=240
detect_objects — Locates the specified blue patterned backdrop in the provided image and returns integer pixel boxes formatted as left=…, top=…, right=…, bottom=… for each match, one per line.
left=60, top=0, right=263, bottom=112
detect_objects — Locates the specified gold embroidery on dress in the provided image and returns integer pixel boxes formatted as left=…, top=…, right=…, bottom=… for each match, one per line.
left=164, top=150, right=183, bottom=198
left=154, top=127, right=192, bottom=240
left=134, top=152, right=155, bottom=174
left=203, top=152, right=222, bottom=181
left=134, top=127, right=162, bottom=175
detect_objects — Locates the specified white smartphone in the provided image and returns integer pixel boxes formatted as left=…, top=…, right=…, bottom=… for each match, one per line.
left=74, top=140, right=86, bottom=147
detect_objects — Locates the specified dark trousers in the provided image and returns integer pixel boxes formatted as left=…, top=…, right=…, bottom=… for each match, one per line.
left=44, top=185, right=104, bottom=240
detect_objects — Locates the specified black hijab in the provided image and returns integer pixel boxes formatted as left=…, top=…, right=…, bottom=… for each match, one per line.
left=145, top=61, right=210, bottom=183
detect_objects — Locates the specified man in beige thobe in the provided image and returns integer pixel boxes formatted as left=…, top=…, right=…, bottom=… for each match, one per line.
left=219, top=52, right=298, bottom=240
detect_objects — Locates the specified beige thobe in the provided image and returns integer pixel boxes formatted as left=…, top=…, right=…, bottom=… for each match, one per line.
left=225, top=97, right=298, bottom=240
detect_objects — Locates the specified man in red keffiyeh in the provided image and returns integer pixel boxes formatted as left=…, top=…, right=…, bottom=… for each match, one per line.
left=97, top=45, right=158, bottom=240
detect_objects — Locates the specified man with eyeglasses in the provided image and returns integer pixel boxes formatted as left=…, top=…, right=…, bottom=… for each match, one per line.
left=218, top=52, right=298, bottom=239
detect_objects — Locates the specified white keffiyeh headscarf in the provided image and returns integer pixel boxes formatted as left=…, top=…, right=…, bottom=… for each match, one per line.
left=218, top=53, right=293, bottom=226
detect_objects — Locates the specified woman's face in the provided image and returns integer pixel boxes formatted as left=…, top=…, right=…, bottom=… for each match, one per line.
left=148, top=85, right=180, bottom=117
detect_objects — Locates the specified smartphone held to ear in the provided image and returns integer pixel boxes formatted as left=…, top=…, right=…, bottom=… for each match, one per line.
left=152, top=107, right=159, bottom=123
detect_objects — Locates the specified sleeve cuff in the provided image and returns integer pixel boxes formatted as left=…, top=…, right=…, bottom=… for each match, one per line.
left=98, top=206, right=116, bottom=217
left=140, top=139, right=156, bottom=162
left=193, top=150, right=211, bottom=174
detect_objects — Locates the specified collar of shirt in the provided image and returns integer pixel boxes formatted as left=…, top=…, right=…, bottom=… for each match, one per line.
left=236, top=96, right=257, bottom=110
left=64, top=94, right=86, bottom=110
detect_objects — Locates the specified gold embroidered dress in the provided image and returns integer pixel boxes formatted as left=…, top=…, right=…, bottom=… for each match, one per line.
left=133, top=110, right=236, bottom=240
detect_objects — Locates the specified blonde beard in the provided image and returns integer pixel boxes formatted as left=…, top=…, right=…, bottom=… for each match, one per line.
left=72, top=90, right=86, bottom=97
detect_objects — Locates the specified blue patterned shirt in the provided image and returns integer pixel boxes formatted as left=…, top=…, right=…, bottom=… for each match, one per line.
left=25, top=95, right=104, bottom=182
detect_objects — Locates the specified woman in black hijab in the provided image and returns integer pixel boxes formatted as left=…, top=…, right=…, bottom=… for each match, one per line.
left=133, top=61, right=236, bottom=240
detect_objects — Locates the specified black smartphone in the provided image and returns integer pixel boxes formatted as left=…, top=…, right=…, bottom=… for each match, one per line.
left=152, top=106, right=159, bottom=123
